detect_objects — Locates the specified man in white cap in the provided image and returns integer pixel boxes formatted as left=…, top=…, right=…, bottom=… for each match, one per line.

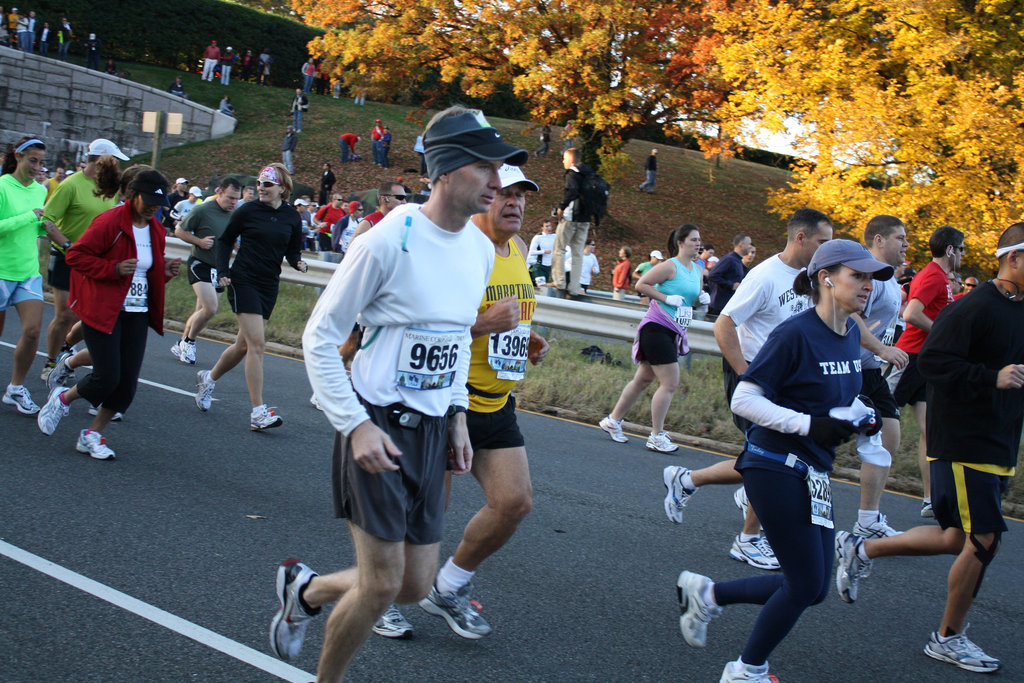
left=634, top=249, right=664, bottom=281
left=39, top=139, right=129, bottom=380
left=269, top=106, right=528, bottom=679
left=373, top=163, right=549, bottom=640
left=171, top=186, right=203, bottom=224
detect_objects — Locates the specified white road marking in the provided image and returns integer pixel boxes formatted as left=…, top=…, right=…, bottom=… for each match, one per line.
left=1, top=342, right=216, bottom=400
left=0, top=540, right=313, bottom=682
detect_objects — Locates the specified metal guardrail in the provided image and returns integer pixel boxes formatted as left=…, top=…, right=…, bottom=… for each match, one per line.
left=164, top=237, right=720, bottom=355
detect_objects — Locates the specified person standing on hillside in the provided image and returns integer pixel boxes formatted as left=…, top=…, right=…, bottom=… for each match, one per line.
left=83, top=33, right=101, bottom=70
left=552, top=147, right=594, bottom=297
left=202, top=40, right=221, bottom=81
left=638, top=149, right=658, bottom=193
left=291, top=89, right=309, bottom=133
left=534, top=123, right=551, bottom=158
left=257, top=47, right=272, bottom=86
left=219, top=47, right=236, bottom=85
left=56, top=16, right=72, bottom=60
left=318, top=163, right=336, bottom=206
left=526, top=218, right=556, bottom=285
left=281, top=126, right=298, bottom=174
left=371, top=119, right=385, bottom=166
left=889, top=225, right=963, bottom=517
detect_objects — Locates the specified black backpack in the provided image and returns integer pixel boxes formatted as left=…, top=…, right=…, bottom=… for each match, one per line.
left=579, top=168, right=609, bottom=224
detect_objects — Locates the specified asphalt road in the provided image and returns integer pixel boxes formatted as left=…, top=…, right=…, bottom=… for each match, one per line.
left=1, top=306, right=1021, bottom=682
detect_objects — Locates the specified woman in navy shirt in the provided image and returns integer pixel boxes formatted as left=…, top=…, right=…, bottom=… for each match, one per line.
left=676, top=240, right=893, bottom=683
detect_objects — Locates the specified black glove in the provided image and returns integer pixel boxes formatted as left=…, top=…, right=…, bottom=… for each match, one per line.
left=808, top=416, right=856, bottom=448
left=857, top=394, right=882, bottom=436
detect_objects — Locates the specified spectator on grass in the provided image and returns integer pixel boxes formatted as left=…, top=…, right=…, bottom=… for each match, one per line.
left=257, top=47, right=272, bottom=86
left=218, top=96, right=235, bottom=117
left=202, top=40, right=221, bottom=81
left=282, top=126, right=298, bottom=174
left=301, top=58, right=315, bottom=93
left=84, top=33, right=101, bottom=70
left=338, top=133, right=359, bottom=163
left=56, top=17, right=72, bottom=60
left=291, top=89, right=309, bottom=133
left=612, top=246, right=632, bottom=301
left=638, top=149, right=658, bottom=193
left=36, top=20, right=50, bottom=57
left=168, top=76, right=188, bottom=99
left=318, top=163, right=335, bottom=206
left=634, top=250, right=664, bottom=282
left=220, top=47, right=236, bottom=85
left=104, top=58, right=117, bottom=76
left=240, top=49, right=253, bottom=82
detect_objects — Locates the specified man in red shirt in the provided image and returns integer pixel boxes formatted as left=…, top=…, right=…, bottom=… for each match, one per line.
left=314, top=195, right=347, bottom=252
left=371, top=119, right=385, bottom=165
left=202, top=40, right=220, bottom=82
left=890, top=225, right=964, bottom=517
left=338, top=133, right=360, bottom=163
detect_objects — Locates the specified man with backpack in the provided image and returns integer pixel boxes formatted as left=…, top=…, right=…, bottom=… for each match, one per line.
left=552, top=146, right=602, bottom=297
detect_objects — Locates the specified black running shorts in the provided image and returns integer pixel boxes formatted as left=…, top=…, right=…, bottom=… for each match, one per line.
left=860, top=368, right=900, bottom=419
left=187, top=257, right=225, bottom=293
left=227, top=281, right=278, bottom=319
left=638, top=321, right=680, bottom=366
left=467, top=394, right=525, bottom=452
left=929, top=460, right=1009, bottom=535
left=893, top=353, right=927, bottom=406
left=48, top=248, right=72, bottom=291
left=332, top=400, right=449, bottom=544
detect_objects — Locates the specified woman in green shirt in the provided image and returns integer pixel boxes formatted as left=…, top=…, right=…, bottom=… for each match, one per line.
left=0, top=137, right=48, bottom=414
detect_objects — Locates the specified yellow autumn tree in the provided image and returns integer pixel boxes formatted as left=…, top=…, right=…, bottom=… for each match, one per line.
left=291, top=0, right=729, bottom=172
left=710, top=0, right=1024, bottom=267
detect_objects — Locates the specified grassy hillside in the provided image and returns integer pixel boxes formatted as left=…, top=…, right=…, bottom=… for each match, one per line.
left=114, top=61, right=793, bottom=287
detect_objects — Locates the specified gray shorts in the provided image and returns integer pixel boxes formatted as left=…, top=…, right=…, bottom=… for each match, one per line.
left=332, top=400, right=449, bottom=544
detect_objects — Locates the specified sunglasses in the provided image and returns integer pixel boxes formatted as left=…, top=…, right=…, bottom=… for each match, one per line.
left=382, top=194, right=407, bottom=202
left=258, top=181, right=279, bottom=188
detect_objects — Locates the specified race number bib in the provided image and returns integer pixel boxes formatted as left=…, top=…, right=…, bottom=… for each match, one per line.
left=396, top=328, right=460, bottom=391
left=488, top=323, right=530, bottom=380
left=873, top=322, right=897, bottom=363
left=806, top=467, right=834, bottom=528
left=123, top=273, right=149, bottom=312
left=674, top=305, right=693, bottom=329
left=210, top=267, right=218, bottom=285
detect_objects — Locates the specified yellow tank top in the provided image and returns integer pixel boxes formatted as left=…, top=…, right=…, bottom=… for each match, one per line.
left=467, top=238, right=536, bottom=413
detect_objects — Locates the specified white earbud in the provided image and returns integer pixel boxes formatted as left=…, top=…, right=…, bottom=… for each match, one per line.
left=825, top=277, right=834, bottom=288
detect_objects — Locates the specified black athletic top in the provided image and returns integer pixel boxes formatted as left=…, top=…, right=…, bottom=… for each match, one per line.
left=217, top=199, right=303, bottom=288
left=919, top=281, right=1024, bottom=468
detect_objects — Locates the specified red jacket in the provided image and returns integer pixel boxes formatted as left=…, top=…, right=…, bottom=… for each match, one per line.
left=66, top=202, right=171, bottom=335
left=612, top=258, right=632, bottom=289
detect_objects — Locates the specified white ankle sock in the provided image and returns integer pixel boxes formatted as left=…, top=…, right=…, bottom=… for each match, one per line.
left=857, top=509, right=880, bottom=527
left=435, top=556, right=474, bottom=595
left=739, top=532, right=759, bottom=543
left=680, top=470, right=695, bottom=491
left=702, top=582, right=717, bottom=607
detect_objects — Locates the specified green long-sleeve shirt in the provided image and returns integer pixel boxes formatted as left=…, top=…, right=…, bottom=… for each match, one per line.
left=41, top=171, right=116, bottom=248
left=0, top=173, right=47, bottom=281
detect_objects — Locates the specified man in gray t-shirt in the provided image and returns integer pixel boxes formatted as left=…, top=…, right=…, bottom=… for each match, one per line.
left=849, top=215, right=910, bottom=539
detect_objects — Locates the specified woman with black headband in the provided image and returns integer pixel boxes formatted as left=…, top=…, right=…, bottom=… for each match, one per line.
left=0, top=137, right=48, bottom=416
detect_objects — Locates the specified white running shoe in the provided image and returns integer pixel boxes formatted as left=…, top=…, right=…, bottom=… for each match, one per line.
left=924, top=627, right=1001, bottom=673
left=269, top=559, right=321, bottom=661
left=719, top=659, right=779, bottom=683
left=921, top=499, right=934, bottom=518
left=663, top=466, right=695, bottom=524
left=676, top=570, right=721, bottom=648
left=834, top=529, right=872, bottom=603
left=170, top=340, right=183, bottom=361
left=76, top=429, right=115, bottom=460
left=852, top=513, right=902, bottom=539
left=251, top=404, right=283, bottom=431
left=373, top=604, right=414, bottom=639
left=646, top=430, right=678, bottom=453
left=733, top=486, right=748, bottom=518
left=419, top=583, right=492, bottom=639
left=180, top=340, right=197, bottom=365
left=599, top=415, right=628, bottom=443
left=729, top=535, right=780, bottom=570
left=310, top=393, right=323, bottom=411
left=37, top=387, right=69, bottom=435
left=3, top=384, right=40, bottom=415
left=46, top=355, right=75, bottom=392
left=87, top=406, right=124, bottom=422
left=195, top=370, right=215, bottom=411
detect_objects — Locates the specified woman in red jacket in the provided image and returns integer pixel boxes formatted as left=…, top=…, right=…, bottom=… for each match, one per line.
left=36, top=170, right=182, bottom=459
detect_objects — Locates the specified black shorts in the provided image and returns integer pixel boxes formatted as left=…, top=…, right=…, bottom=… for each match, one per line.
left=722, top=357, right=753, bottom=435
left=638, top=321, right=679, bottom=366
left=227, top=281, right=277, bottom=319
left=860, top=368, right=900, bottom=419
left=467, top=394, right=525, bottom=452
left=186, top=257, right=225, bottom=293
left=929, top=460, right=1009, bottom=535
left=332, top=401, right=449, bottom=544
left=48, top=248, right=71, bottom=291
left=893, top=353, right=926, bottom=406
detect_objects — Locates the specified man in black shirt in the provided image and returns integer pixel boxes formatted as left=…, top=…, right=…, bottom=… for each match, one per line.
left=835, top=223, right=1024, bottom=674
left=638, top=148, right=657, bottom=193
left=551, top=147, right=593, bottom=297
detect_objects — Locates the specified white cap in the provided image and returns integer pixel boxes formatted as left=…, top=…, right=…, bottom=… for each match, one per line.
left=87, top=138, right=130, bottom=161
left=497, top=163, right=539, bottom=192
left=188, top=186, right=203, bottom=197
left=65, top=169, right=74, bottom=176
left=175, top=177, right=188, bottom=185
left=650, top=250, right=664, bottom=260
left=294, top=198, right=308, bottom=206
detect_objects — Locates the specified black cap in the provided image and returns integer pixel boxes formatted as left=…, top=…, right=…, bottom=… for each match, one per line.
left=130, top=170, right=170, bottom=206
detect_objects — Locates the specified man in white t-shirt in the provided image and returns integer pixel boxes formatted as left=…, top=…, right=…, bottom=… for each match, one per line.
left=269, top=107, right=528, bottom=680
left=662, top=209, right=832, bottom=571
left=527, top=218, right=556, bottom=284
left=565, top=239, right=599, bottom=292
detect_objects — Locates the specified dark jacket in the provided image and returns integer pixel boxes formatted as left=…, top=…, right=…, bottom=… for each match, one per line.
left=645, top=154, right=657, bottom=172
left=282, top=132, right=298, bottom=152
left=708, top=250, right=745, bottom=311
left=558, top=163, right=594, bottom=223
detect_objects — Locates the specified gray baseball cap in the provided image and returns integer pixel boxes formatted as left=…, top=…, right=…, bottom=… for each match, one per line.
left=808, top=239, right=894, bottom=281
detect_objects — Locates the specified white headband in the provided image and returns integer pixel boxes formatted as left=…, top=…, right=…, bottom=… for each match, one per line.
left=995, top=241, right=1024, bottom=258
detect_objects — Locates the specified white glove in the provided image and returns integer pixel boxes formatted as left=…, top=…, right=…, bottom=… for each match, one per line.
left=698, top=291, right=710, bottom=306
left=664, top=295, right=684, bottom=308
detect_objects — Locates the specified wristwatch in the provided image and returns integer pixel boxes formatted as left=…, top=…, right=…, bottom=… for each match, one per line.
left=447, top=405, right=467, bottom=418
left=62, top=240, right=72, bottom=250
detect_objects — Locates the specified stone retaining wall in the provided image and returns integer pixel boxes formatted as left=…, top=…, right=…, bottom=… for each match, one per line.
left=0, top=46, right=234, bottom=164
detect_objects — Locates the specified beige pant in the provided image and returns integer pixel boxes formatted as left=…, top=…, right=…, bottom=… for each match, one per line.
left=552, top=219, right=590, bottom=295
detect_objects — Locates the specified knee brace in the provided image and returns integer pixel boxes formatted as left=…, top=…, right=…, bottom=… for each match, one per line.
left=968, top=532, right=1001, bottom=598
left=856, top=433, right=891, bottom=467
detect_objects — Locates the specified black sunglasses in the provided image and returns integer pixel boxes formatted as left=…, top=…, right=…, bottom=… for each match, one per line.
left=382, top=194, right=407, bottom=202
left=258, top=181, right=278, bottom=188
